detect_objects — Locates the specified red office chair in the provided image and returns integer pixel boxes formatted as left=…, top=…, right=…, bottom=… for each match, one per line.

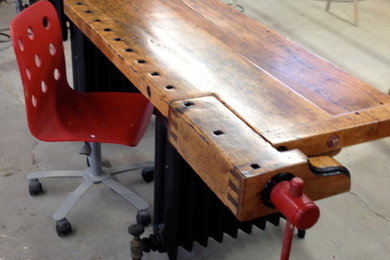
left=10, top=0, right=154, bottom=237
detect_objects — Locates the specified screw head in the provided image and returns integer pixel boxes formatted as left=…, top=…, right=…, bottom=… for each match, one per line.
left=327, top=135, right=339, bottom=148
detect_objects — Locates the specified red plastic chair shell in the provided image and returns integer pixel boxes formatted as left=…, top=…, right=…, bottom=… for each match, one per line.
left=10, top=1, right=153, bottom=146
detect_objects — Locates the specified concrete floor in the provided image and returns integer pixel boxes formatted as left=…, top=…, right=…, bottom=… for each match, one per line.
left=0, top=0, right=389, bottom=259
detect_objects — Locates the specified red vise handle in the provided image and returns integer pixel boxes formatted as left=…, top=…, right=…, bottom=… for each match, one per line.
left=270, top=177, right=320, bottom=260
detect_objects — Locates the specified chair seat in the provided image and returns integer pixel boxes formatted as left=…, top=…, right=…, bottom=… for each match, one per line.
left=30, top=87, right=153, bottom=146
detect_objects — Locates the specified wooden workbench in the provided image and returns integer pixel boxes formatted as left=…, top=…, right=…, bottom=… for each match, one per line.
left=64, top=0, right=390, bottom=221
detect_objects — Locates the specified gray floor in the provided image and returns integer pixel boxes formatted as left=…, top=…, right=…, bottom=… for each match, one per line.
left=1, top=0, right=389, bottom=259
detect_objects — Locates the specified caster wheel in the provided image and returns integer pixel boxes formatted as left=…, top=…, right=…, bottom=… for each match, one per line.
left=29, top=178, right=43, bottom=196
left=297, top=229, right=306, bottom=239
left=136, top=209, right=151, bottom=227
left=141, top=167, right=154, bottom=183
left=56, top=218, right=72, bottom=237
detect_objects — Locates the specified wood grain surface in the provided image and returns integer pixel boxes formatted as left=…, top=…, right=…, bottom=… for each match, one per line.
left=64, top=0, right=390, bottom=156
left=62, top=0, right=390, bottom=219
left=168, top=96, right=350, bottom=220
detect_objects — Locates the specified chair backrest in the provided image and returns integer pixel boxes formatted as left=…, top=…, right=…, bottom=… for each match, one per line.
left=10, top=1, right=153, bottom=146
left=10, top=0, right=71, bottom=134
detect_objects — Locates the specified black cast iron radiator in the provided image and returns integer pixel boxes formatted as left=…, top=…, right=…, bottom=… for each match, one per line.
left=146, top=112, right=286, bottom=260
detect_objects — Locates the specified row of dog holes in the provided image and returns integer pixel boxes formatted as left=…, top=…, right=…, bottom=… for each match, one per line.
left=100, top=27, right=163, bottom=79
left=75, top=3, right=177, bottom=93
left=214, top=127, right=261, bottom=170
left=213, top=129, right=261, bottom=170
left=184, top=101, right=261, bottom=170
left=102, top=26, right=178, bottom=93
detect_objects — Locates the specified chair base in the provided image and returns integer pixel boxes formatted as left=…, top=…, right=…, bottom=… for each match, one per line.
left=26, top=142, right=153, bottom=236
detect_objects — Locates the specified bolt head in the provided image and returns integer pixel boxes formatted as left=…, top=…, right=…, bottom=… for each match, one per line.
left=128, top=224, right=144, bottom=236
left=327, top=135, right=339, bottom=148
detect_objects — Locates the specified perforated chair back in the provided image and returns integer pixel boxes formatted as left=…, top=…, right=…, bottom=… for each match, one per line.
left=10, top=1, right=153, bottom=146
